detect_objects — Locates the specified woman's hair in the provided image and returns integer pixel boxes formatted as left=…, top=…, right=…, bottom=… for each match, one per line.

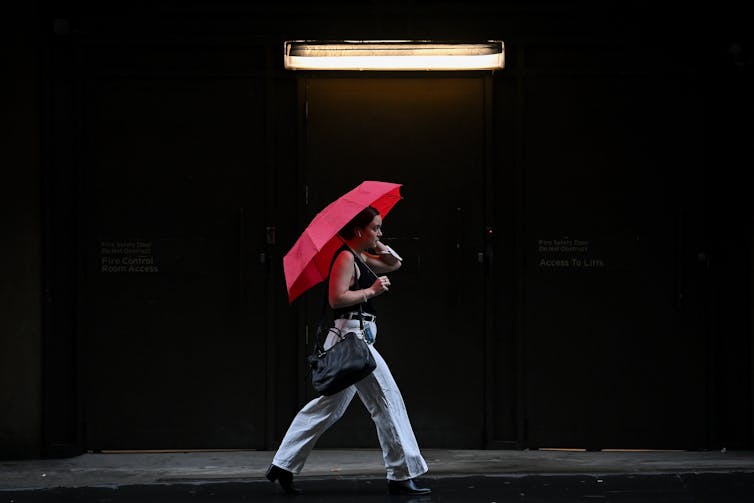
left=338, top=206, right=380, bottom=240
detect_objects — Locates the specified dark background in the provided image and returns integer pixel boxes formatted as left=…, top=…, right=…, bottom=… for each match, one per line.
left=3, top=0, right=752, bottom=459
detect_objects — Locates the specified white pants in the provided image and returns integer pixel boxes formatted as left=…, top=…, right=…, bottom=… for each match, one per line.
left=272, top=319, right=429, bottom=481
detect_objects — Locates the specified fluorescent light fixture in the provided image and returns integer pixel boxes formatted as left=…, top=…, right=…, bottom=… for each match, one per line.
left=284, top=40, right=505, bottom=71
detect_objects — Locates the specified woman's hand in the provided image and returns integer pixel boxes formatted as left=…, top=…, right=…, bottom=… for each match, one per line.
left=370, top=275, right=391, bottom=296
left=374, top=241, right=390, bottom=254
left=366, top=242, right=402, bottom=273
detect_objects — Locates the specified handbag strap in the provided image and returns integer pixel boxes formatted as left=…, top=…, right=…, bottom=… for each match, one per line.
left=343, top=244, right=378, bottom=332
left=349, top=255, right=366, bottom=331
left=313, top=295, right=334, bottom=354
left=344, top=243, right=379, bottom=284
left=313, top=259, right=363, bottom=352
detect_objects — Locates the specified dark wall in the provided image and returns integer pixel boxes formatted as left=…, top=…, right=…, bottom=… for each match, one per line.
left=703, top=34, right=754, bottom=448
left=2, top=1, right=42, bottom=459
left=2, top=1, right=752, bottom=458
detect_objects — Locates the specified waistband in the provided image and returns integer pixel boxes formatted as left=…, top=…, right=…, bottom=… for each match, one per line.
left=336, top=312, right=376, bottom=323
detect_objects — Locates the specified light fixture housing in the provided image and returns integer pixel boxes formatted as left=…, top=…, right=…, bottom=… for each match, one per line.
left=283, top=40, right=505, bottom=71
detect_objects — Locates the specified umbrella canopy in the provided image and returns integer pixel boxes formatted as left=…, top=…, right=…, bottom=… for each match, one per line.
left=283, top=180, right=403, bottom=303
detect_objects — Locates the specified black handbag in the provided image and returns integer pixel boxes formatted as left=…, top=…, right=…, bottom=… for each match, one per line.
left=307, top=291, right=376, bottom=396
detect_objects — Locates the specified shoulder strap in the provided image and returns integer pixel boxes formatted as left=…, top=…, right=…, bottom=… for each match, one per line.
left=340, top=244, right=379, bottom=284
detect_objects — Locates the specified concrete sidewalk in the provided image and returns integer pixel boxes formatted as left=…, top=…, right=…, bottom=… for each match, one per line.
left=2, top=449, right=754, bottom=491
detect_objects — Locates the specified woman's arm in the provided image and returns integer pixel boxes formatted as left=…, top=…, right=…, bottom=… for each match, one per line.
left=329, top=250, right=391, bottom=309
left=364, top=242, right=402, bottom=274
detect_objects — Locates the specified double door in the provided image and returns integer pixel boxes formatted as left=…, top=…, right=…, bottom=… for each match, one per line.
left=298, top=77, right=491, bottom=448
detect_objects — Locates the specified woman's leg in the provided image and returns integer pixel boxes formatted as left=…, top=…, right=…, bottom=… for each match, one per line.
left=271, top=386, right=357, bottom=474
left=355, top=345, right=428, bottom=481
left=272, top=326, right=358, bottom=473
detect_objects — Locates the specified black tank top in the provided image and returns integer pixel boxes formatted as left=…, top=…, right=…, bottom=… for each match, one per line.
left=330, top=245, right=377, bottom=317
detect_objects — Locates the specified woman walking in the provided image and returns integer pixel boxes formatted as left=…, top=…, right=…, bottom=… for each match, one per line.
left=266, top=206, right=430, bottom=495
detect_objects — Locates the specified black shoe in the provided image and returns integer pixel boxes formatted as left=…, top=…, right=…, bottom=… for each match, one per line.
left=388, top=478, right=432, bottom=495
left=265, top=464, right=302, bottom=495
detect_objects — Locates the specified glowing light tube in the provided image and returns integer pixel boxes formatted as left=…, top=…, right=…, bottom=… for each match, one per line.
left=284, top=41, right=505, bottom=71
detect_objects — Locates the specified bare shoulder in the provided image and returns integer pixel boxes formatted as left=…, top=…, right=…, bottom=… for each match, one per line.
left=332, top=249, right=355, bottom=271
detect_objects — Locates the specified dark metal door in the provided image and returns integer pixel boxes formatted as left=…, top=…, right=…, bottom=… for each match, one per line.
left=81, top=77, right=268, bottom=450
left=299, top=77, right=489, bottom=448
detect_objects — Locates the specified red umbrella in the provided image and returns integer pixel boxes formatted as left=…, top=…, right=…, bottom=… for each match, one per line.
left=283, top=180, right=403, bottom=303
